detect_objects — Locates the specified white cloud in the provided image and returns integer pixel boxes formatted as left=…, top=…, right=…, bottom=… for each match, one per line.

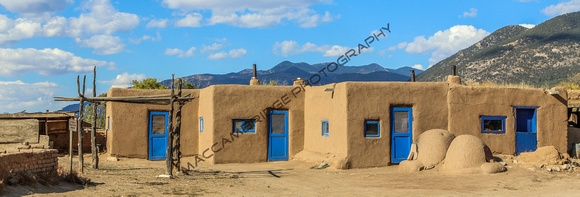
left=0, top=80, right=61, bottom=113
left=165, top=47, right=197, bottom=58
left=129, top=32, right=161, bottom=44
left=200, top=39, right=228, bottom=53
left=542, top=0, right=580, bottom=16
left=175, top=13, right=203, bottom=27
left=181, top=47, right=196, bottom=58
left=208, top=48, right=247, bottom=60
left=0, top=48, right=116, bottom=77
left=460, top=8, right=477, bottom=18
left=0, top=15, right=42, bottom=46
left=162, top=0, right=335, bottom=28
left=272, top=40, right=371, bottom=57
left=405, top=25, right=490, bottom=65
left=0, top=0, right=139, bottom=53
left=412, top=64, right=424, bottom=70
left=100, top=72, right=145, bottom=88
left=76, top=34, right=125, bottom=55
left=67, top=0, right=139, bottom=37
left=0, top=0, right=70, bottom=20
left=519, top=23, right=536, bottom=29
left=387, top=42, right=408, bottom=51
left=323, top=45, right=350, bottom=57
left=165, top=48, right=183, bottom=56
left=147, top=18, right=168, bottom=28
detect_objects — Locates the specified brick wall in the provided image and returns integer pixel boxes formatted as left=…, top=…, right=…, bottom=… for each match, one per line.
left=0, top=149, right=59, bottom=179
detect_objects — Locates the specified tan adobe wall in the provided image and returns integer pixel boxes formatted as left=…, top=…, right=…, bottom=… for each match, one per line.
left=0, top=149, right=59, bottom=179
left=106, top=88, right=200, bottom=158
left=344, top=82, right=450, bottom=168
left=447, top=86, right=568, bottom=154
left=303, top=84, right=348, bottom=161
left=207, top=85, right=305, bottom=164
left=198, top=86, right=215, bottom=164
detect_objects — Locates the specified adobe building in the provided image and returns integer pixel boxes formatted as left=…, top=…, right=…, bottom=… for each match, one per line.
left=105, top=73, right=569, bottom=169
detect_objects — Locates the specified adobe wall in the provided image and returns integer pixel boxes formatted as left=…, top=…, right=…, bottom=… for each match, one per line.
left=344, top=82, right=450, bottom=168
left=198, top=86, right=215, bottom=164
left=0, top=149, right=59, bottom=179
left=207, top=85, right=305, bottom=164
left=302, top=84, right=349, bottom=162
left=106, top=88, right=200, bottom=158
left=447, top=85, right=568, bottom=154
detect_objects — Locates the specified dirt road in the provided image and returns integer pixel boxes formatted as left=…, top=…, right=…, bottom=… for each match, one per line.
left=3, top=154, right=580, bottom=196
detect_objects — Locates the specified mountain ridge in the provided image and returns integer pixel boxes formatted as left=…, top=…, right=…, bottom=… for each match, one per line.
left=162, top=61, right=423, bottom=88
left=417, top=11, right=580, bottom=86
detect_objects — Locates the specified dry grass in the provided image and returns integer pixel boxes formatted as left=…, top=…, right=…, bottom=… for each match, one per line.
left=464, top=81, right=544, bottom=89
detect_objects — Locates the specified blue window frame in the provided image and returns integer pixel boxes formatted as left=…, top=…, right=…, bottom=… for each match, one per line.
left=321, top=120, right=329, bottom=136
left=200, top=117, right=204, bottom=132
left=233, top=119, right=255, bottom=133
left=365, top=120, right=380, bottom=137
left=481, top=116, right=506, bottom=133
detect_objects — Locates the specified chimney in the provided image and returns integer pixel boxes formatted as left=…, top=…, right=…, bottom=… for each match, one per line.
left=410, top=70, right=415, bottom=82
left=293, top=77, right=306, bottom=86
left=452, top=65, right=457, bottom=76
left=448, top=66, right=461, bottom=85
left=250, top=64, right=260, bottom=85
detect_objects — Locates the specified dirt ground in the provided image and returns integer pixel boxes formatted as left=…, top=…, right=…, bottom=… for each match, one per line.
left=3, top=154, right=580, bottom=196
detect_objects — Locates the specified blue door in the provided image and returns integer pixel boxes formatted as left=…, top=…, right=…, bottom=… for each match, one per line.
left=391, top=107, right=413, bottom=164
left=269, top=111, right=288, bottom=161
left=149, top=111, right=169, bottom=160
left=515, top=107, right=537, bottom=155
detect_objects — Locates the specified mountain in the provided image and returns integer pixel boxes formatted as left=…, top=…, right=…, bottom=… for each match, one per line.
left=417, top=11, right=580, bottom=86
left=163, top=61, right=423, bottom=87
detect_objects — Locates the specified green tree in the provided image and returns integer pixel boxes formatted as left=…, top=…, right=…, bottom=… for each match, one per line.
left=173, top=79, right=196, bottom=89
left=131, top=78, right=168, bottom=89
left=183, top=82, right=196, bottom=89
left=83, top=93, right=107, bottom=129
left=557, top=73, right=580, bottom=90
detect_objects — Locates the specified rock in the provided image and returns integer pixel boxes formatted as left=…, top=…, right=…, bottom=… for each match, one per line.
left=499, top=161, right=507, bottom=166
left=547, top=168, right=553, bottom=172
left=552, top=167, right=561, bottom=172
left=481, top=163, right=507, bottom=174
left=424, top=164, right=435, bottom=170
left=562, top=164, right=571, bottom=170
left=407, top=143, right=418, bottom=160
left=517, top=146, right=559, bottom=165
left=8, top=174, right=21, bottom=185
left=568, top=168, right=574, bottom=172
left=107, top=157, right=119, bottom=161
left=313, top=162, right=330, bottom=169
left=513, top=159, right=518, bottom=164
left=539, top=164, right=545, bottom=168
left=398, top=160, right=424, bottom=173
left=561, top=153, right=571, bottom=160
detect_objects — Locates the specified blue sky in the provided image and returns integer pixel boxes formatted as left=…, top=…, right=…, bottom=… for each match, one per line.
left=0, top=0, right=576, bottom=113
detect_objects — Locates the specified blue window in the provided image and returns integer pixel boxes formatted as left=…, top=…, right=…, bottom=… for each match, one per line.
left=365, top=120, right=380, bottom=137
left=481, top=116, right=506, bottom=133
left=321, top=120, right=329, bottom=136
left=200, top=117, right=204, bottom=132
left=233, top=119, right=255, bottom=133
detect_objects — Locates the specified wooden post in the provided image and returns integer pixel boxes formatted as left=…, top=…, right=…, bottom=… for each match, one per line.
left=91, top=66, right=99, bottom=169
left=166, top=75, right=175, bottom=176
left=78, top=75, right=86, bottom=174
left=174, top=78, right=182, bottom=172
left=70, top=76, right=80, bottom=175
